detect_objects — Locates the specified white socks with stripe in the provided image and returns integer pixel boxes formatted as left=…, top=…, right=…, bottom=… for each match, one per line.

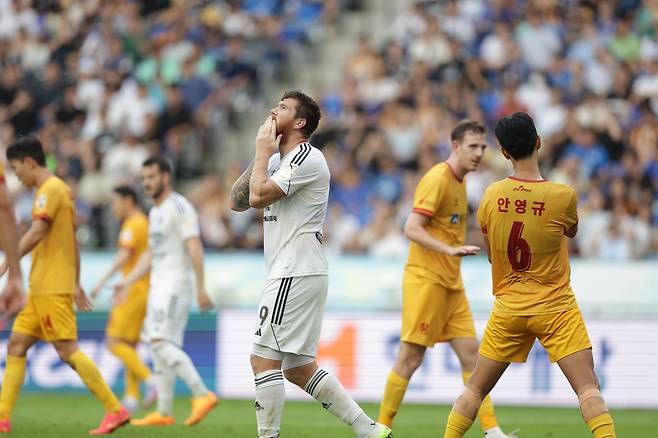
left=152, top=341, right=208, bottom=398
left=254, top=370, right=285, bottom=438
left=152, top=350, right=175, bottom=416
left=304, top=368, right=377, bottom=438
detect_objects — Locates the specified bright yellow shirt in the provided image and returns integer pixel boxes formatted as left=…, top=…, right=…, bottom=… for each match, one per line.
left=405, top=162, right=468, bottom=290
left=477, top=177, right=579, bottom=315
left=118, top=212, right=150, bottom=291
left=30, top=176, right=77, bottom=295
left=0, top=162, right=5, bottom=182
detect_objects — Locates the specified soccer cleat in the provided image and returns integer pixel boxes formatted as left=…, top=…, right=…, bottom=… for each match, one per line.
left=89, top=407, right=130, bottom=435
left=184, top=391, right=219, bottom=426
left=0, top=419, right=11, bottom=433
left=484, top=426, right=519, bottom=437
left=130, top=411, right=175, bottom=426
left=368, top=422, right=393, bottom=438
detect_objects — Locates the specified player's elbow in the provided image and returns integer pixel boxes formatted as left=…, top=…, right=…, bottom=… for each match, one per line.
left=403, top=222, right=418, bottom=241
left=249, top=194, right=267, bottom=209
left=228, top=198, right=249, bottom=212
left=565, top=224, right=578, bottom=238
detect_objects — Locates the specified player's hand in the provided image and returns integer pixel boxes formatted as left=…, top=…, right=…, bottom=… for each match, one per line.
left=113, top=282, right=129, bottom=306
left=449, top=245, right=481, bottom=257
left=74, top=285, right=93, bottom=312
left=254, top=116, right=282, bottom=157
left=196, top=288, right=214, bottom=312
left=90, top=284, right=102, bottom=300
left=0, top=273, right=25, bottom=320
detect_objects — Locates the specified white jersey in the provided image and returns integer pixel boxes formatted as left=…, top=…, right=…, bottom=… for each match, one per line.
left=264, top=142, right=329, bottom=279
left=148, top=191, right=200, bottom=285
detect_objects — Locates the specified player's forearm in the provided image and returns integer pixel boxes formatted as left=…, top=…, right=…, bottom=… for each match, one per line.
left=185, top=238, right=205, bottom=292
left=97, top=251, right=130, bottom=289
left=229, top=161, right=254, bottom=212
left=0, top=205, right=21, bottom=276
left=248, top=154, right=271, bottom=199
left=404, top=224, right=454, bottom=255
left=18, top=225, right=46, bottom=259
left=123, top=250, right=151, bottom=287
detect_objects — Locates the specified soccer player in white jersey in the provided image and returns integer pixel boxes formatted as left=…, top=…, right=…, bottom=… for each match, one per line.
left=229, top=90, right=392, bottom=438
left=115, top=157, right=218, bottom=427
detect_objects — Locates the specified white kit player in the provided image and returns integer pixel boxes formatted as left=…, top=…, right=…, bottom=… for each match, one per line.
left=115, top=157, right=218, bottom=427
left=229, top=91, right=392, bottom=438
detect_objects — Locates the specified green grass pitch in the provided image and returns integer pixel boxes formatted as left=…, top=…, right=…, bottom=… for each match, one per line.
left=8, top=394, right=657, bottom=437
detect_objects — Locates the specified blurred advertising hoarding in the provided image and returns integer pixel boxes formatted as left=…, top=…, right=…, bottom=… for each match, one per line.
left=219, top=311, right=658, bottom=408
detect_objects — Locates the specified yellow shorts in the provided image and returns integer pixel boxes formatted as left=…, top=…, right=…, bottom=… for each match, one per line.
left=107, top=284, right=148, bottom=343
left=13, top=294, right=77, bottom=342
left=401, top=270, right=476, bottom=347
left=479, top=307, right=592, bottom=363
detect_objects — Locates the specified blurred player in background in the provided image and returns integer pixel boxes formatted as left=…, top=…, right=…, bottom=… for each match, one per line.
left=115, top=157, right=217, bottom=427
left=443, top=113, right=615, bottom=438
left=91, top=185, right=156, bottom=412
left=230, top=91, right=392, bottom=438
left=0, top=160, right=25, bottom=319
left=0, top=135, right=128, bottom=435
left=379, top=121, right=514, bottom=438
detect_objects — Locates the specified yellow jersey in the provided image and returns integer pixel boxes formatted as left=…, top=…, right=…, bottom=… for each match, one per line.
left=0, top=162, right=5, bottom=183
left=477, top=176, right=579, bottom=315
left=405, top=162, right=467, bottom=290
left=30, top=176, right=77, bottom=296
left=118, top=212, right=150, bottom=291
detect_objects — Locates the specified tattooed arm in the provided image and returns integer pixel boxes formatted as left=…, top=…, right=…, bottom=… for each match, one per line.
left=229, top=162, right=254, bottom=212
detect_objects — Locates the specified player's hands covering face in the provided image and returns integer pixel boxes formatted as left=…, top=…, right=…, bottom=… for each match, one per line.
left=255, top=116, right=282, bottom=157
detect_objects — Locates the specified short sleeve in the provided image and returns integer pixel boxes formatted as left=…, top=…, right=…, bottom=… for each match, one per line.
left=118, top=221, right=137, bottom=250
left=0, top=163, right=5, bottom=183
left=180, top=204, right=200, bottom=240
left=32, top=183, right=61, bottom=223
left=562, top=189, right=578, bottom=232
left=412, top=170, right=446, bottom=217
left=477, top=194, right=490, bottom=235
left=271, top=147, right=319, bottom=196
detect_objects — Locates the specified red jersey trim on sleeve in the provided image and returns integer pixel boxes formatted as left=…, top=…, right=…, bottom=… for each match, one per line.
left=481, top=226, right=488, bottom=235
left=412, top=208, right=434, bottom=218
left=32, top=213, right=52, bottom=224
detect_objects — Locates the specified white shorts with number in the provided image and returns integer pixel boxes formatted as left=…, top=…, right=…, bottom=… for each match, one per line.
left=253, top=275, right=328, bottom=357
left=144, top=280, right=192, bottom=346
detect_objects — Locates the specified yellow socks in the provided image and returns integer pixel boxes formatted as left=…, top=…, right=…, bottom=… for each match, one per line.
left=587, top=413, right=616, bottom=438
left=444, top=410, right=474, bottom=438
left=125, top=371, right=140, bottom=399
left=0, top=355, right=26, bottom=419
left=378, top=371, right=409, bottom=427
left=69, top=350, right=122, bottom=412
left=462, top=371, right=498, bottom=431
left=109, top=342, right=151, bottom=381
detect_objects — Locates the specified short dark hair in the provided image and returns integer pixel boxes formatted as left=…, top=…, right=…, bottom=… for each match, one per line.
left=6, top=134, right=46, bottom=166
left=113, top=185, right=138, bottom=204
left=143, top=156, right=172, bottom=174
left=451, top=120, right=486, bottom=142
left=281, top=90, right=321, bottom=137
left=494, top=112, right=538, bottom=160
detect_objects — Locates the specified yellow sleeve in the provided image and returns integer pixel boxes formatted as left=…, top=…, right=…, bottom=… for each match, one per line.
left=412, top=170, right=446, bottom=218
left=118, top=220, right=138, bottom=251
left=0, top=162, right=4, bottom=183
left=561, top=189, right=578, bottom=232
left=32, top=183, right=61, bottom=223
left=477, top=191, right=490, bottom=235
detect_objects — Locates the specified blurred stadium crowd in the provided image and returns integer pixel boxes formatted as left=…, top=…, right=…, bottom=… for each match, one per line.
left=0, top=0, right=657, bottom=260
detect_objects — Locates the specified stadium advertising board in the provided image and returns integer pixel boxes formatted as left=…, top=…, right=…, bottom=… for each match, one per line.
left=0, top=313, right=216, bottom=394
left=219, top=311, right=658, bottom=408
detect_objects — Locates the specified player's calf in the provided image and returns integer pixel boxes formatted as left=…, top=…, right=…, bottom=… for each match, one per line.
left=578, top=387, right=616, bottom=438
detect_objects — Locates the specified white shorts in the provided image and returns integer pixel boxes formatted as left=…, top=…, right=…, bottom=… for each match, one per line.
left=253, top=275, right=328, bottom=357
left=144, top=282, right=192, bottom=346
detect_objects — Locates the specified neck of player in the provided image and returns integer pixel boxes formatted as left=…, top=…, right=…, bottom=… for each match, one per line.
left=279, top=132, right=308, bottom=157
left=34, top=168, right=53, bottom=187
left=446, top=155, right=468, bottom=181
left=511, top=153, right=543, bottom=181
left=154, top=187, right=172, bottom=206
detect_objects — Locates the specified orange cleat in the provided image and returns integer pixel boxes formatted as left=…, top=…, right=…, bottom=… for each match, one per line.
left=130, top=412, right=175, bottom=427
left=0, top=419, right=10, bottom=433
left=89, top=407, right=130, bottom=435
left=184, top=391, right=219, bottom=426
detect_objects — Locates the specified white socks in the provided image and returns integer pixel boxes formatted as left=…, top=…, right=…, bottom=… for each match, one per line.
left=152, top=341, right=209, bottom=398
left=254, top=370, right=285, bottom=438
left=304, top=368, right=376, bottom=438
left=151, top=349, right=175, bottom=416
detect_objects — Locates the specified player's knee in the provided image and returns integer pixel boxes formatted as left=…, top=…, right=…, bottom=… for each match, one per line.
left=282, top=368, right=305, bottom=386
left=7, top=336, right=29, bottom=357
left=397, top=349, right=424, bottom=375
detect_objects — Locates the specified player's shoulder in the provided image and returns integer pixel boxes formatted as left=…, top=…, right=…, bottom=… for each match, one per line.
left=420, top=162, right=452, bottom=183
left=289, top=142, right=325, bottom=166
left=167, top=192, right=196, bottom=215
left=125, top=212, right=149, bottom=230
left=543, top=180, right=576, bottom=197
left=40, top=176, right=69, bottom=196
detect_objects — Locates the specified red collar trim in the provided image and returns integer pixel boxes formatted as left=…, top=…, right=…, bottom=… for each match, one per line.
left=445, top=162, right=463, bottom=182
left=507, top=176, right=547, bottom=183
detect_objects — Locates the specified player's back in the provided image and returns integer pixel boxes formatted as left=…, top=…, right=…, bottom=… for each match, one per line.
left=30, top=176, right=77, bottom=295
left=478, top=177, right=579, bottom=315
left=148, top=192, right=199, bottom=283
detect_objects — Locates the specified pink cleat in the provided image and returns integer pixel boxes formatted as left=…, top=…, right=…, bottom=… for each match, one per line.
left=89, top=407, right=130, bottom=435
left=0, top=419, right=10, bottom=433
